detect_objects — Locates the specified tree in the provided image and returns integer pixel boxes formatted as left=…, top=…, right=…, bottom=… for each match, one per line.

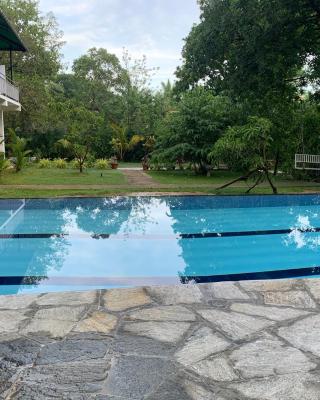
left=72, top=48, right=127, bottom=112
left=152, top=87, right=234, bottom=174
left=0, top=0, right=64, bottom=133
left=7, top=129, right=31, bottom=172
left=211, top=116, right=277, bottom=193
left=110, top=123, right=144, bottom=161
left=57, top=106, right=103, bottom=173
left=176, top=0, right=320, bottom=101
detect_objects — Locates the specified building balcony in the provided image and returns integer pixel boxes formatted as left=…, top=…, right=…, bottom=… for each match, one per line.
left=0, top=73, right=19, bottom=103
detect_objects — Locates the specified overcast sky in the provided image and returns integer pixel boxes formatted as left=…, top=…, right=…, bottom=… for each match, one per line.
left=39, top=0, right=200, bottom=88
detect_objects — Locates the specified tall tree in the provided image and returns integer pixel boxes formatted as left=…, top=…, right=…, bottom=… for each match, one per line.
left=0, top=0, right=64, bottom=132
left=176, top=0, right=320, bottom=101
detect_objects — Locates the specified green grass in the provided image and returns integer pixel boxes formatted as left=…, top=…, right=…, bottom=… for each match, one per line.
left=0, top=185, right=319, bottom=198
left=148, top=170, right=241, bottom=184
left=118, top=162, right=141, bottom=168
left=0, top=166, right=126, bottom=185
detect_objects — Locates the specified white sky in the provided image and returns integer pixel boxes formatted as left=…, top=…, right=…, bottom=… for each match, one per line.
left=39, top=0, right=200, bottom=88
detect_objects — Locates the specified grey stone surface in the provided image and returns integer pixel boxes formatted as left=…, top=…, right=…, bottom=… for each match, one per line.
left=230, top=334, right=316, bottom=378
left=201, top=282, right=250, bottom=300
left=2, top=279, right=320, bottom=399
left=184, top=381, right=226, bottom=400
left=0, top=337, right=41, bottom=366
left=198, top=309, right=274, bottom=340
left=278, top=314, right=320, bottom=357
left=230, top=373, right=320, bottom=400
left=175, top=327, right=230, bottom=367
left=105, top=355, right=174, bottom=399
left=192, top=356, right=238, bottom=381
left=145, top=375, right=192, bottom=400
left=0, top=294, right=38, bottom=309
left=34, top=305, right=86, bottom=322
left=263, top=290, right=316, bottom=308
left=113, top=334, right=176, bottom=357
left=127, top=305, right=196, bottom=322
left=11, top=360, right=109, bottom=399
left=37, top=291, right=97, bottom=306
left=123, top=321, right=190, bottom=343
left=146, top=285, right=203, bottom=305
left=0, top=310, right=27, bottom=334
left=230, top=302, right=311, bottom=321
left=36, top=338, right=110, bottom=365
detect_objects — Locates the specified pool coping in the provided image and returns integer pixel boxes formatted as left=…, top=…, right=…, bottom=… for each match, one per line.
left=1, top=278, right=320, bottom=399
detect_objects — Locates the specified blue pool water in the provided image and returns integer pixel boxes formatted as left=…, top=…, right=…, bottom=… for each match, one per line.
left=1, top=194, right=320, bottom=294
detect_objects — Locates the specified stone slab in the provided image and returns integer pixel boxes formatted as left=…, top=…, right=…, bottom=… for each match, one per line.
left=175, top=327, right=230, bottom=367
left=278, top=314, right=320, bottom=357
left=192, top=356, right=238, bottom=381
left=0, top=310, right=27, bottom=334
left=230, top=334, right=316, bottom=378
left=37, top=291, right=97, bottom=306
left=74, top=311, right=117, bottom=335
left=123, top=321, right=190, bottom=343
left=231, top=303, right=310, bottom=321
left=146, top=285, right=203, bottom=305
left=201, top=282, right=250, bottom=300
left=105, top=355, right=175, bottom=399
left=198, top=309, right=274, bottom=340
left=127, top=305, right=196, bottom=322
left=263, top=290, right=316, bottom=308
left=0, top=294, right=38, bottom=310
left=103, top=288, right=151, bottom=311
left=230, top=373, right=320, bottom=400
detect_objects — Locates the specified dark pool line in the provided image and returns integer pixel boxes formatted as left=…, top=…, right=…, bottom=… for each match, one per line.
left=0, top=227, right=320, bottom=240
left=0, top=266, right=320, bottom=286
left=182, top=266, right=320, bottom=283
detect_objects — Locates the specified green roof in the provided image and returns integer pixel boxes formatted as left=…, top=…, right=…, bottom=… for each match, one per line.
left=0, top=11, right=27, bottom=52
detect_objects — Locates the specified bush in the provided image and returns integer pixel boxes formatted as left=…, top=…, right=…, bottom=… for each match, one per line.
left=38, top=159, right=51, bottom=168
left=95, top=159, right=110, bottom=170
left=53, top=158, right=67, bottom=169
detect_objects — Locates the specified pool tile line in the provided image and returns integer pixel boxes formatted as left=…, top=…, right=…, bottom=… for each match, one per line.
left=1, top=227, right=320, bottom=240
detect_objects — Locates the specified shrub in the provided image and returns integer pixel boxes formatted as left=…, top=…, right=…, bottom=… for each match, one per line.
left=38, top=159, right=51, bottom=168
left=53, top=158, right=67, bottom=169
left=95, top=159, right=110, bottom=170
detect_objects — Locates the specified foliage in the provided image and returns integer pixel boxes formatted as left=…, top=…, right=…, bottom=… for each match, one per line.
left=110, top=123, right=144, bottom=160
left=152, top=87, right=234, bottom=174
left=53, top=158, right=67, bottom=169
left=0, top=0, right=63, bottom=133
left=176, top=0, right=320, bottom=101
left=7, top=129, right=31, bottom=172
left=38, top=158, right=51, bottom=169
left=211, top=117, right=277, bottom=193
left=95, top=159, right=110, bottom=170
left=0, top=153, right=11, bottom=175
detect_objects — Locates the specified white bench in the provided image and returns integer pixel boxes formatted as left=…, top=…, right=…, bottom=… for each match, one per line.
left=295, top=154, right=320, bottom=170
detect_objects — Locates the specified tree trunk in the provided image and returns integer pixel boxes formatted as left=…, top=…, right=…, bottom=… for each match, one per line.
left=273, top=149, right=280, bottom=176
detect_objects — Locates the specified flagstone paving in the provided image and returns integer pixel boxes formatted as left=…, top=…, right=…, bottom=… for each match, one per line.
left=1, top=279, right=320, bottom=399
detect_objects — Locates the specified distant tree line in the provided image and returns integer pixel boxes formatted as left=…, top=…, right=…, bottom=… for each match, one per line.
left=1, top=0, right=320, bottom=183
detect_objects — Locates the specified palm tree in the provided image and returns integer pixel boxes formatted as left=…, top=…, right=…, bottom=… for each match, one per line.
left=110, top=123, right=143, bottom=160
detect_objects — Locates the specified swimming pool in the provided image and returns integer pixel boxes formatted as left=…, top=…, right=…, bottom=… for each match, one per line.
left=1, top=194, right=320, bottom=294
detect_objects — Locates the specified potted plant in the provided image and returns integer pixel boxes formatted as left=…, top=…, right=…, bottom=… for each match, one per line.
left=141, top=155, right=150, bottom=171
left=110, top=156, right=119, bottom=169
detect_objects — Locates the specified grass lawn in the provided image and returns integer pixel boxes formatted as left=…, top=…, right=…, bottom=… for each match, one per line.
left=148, top=170, right=243, bottom=184
left=0, top=166, right=127, bottom=185
left=118, top=162, right=141, bottom=168
left=0, top=185, right=320, bottom=198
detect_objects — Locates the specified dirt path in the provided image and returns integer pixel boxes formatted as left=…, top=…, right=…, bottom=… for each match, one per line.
left=121, top=169, right=159, bottom=187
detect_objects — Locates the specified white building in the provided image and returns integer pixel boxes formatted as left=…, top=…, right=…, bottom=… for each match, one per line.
left=0, top=11, right=27, bottom=154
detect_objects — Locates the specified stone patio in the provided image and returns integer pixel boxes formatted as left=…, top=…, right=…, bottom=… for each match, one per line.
left=1, top=279, right=320, bottom=399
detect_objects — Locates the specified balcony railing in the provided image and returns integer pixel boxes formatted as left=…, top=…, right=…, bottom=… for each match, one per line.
left=0, top=74, right=19, bottom=102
